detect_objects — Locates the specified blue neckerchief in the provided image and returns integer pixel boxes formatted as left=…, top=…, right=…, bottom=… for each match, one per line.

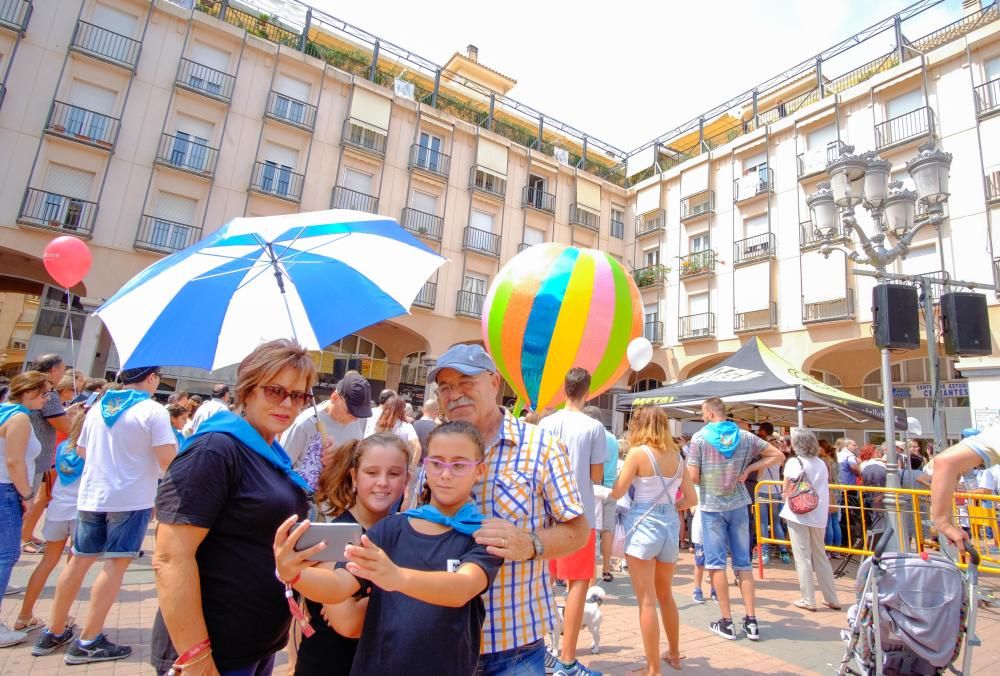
left=702, top=421, right=742, bottom=459
left=184, top=410, right=309, bottom=493
left=0, top=403, right=29, bottom=427
left=55, top=440, right=85, bottom=485
left=101, top=390, right=150, bottom=428
left=403, top=502, right=486, bottom=536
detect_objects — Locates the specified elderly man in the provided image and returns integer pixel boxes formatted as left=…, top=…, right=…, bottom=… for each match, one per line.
left=428, top=344, right=589, bottom=676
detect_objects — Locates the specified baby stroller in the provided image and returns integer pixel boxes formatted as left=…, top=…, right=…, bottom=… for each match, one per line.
left=838, top=527, right=981, bottom=676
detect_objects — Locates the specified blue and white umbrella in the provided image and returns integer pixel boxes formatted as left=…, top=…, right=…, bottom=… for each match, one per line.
left=96, top=210, right=446, bottom=370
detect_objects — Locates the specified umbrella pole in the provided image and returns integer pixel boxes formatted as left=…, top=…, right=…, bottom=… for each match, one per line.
left=795, top=388, right=804, bottom=428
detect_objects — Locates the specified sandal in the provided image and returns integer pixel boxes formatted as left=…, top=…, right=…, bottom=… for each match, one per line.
left=662, top=654, right=687, bottom=670
left=794, top=599, right=817, bottom=612
left=601, top=572, right=614, bottom=582
left=20, top=541, right=45, bottom=554
left=14, top=616, right=44, bottom=632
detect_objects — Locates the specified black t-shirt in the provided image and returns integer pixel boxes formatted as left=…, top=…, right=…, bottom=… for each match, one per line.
left=150, top=432, right=309, bottom=672
left=350, top=515, right=502, bottom=676
left=295, top=510, right=372, bottom=676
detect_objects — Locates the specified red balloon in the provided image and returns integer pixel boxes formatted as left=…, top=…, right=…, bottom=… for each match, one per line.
left=43, top=236, right=92, bottom=288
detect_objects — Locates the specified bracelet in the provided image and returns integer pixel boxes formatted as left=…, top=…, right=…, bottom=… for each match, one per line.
left=168, top=649, right=213, bottom=674
left=275, top=568, right=301, bottom=586
left=166, top=638, right=212, bottom=675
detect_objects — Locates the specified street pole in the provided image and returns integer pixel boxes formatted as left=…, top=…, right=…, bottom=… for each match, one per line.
left=920, top=278, right=946, bottom=452
left=881, top=345, right=899, bottom=488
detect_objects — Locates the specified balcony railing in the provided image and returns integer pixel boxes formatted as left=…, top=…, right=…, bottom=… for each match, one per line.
left=409, top=143, right=450, bottom=178
left=517, top=242, right=536, bottom=253
left=681, top=191, right=715, bottom=220
left=733, top=167, right=774, bottom=202
left=45, top=101, right=119, bottom=149
left=71, top=20, right=140, bottom=69
left=156, top=133, right=219, bottom=177
left=456, top=289, right=485, bottom=318
left=569, top=203, right=600, bottom=232
left=0, top=0, right=32, bottom=32
left=521, top=186, right=555, bottom=214
left=343, top=117, right=388, bottom=156
left=412, top=281, right=437, bottom=309
left=797, top=140, right=845, bottom=179
left=469, top=166, right=506, bottom=200
left=734, top=232, right=776, bottom=265
left=265, top=91, right=317, bottom=130
left=177, top=58, right=236, bottom=102
left=610, top=218, right=624, bottom=239
left=135, top=215, right=202, bottom=254
left=679, top=312, right=716, bottom=341
left=633, top=264, right=667, bottom=289
left=400, top=207, right=443, bottom=241
left=636, top=209, right=665, bottom=237
left=875, top=107, right=934, bottom=151
left=331, top=185, right=378, bottom=213
left=644, top=320, right=664, bottom=346
left=803, top=289, right=855, bottom=324
left=799, top=219, right=851, bottom=250
left=734, top=303, right=778, bottom=333
left=463, top=226, right=501, bottom=257
left=679, top=250, right=716, bottom=278
left=974, top=78, right=1000, bottom=118
left=987, top=168, right=1000, bottom=204
left=249, top=162, right=304, bottom=202
left=18, top=188, right=97, bottom=236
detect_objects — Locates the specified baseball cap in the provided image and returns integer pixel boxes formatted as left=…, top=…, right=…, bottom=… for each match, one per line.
left=336, top=372, right=372, bottom=419
left=118, top=366, right=161, bottom=385
left=427, top=344, right=497, bottom=384
left=961, top=427, right=981, bottom=439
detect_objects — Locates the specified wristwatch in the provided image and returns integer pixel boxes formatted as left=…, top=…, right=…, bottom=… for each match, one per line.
left=528, top=531, right=544, bottom=560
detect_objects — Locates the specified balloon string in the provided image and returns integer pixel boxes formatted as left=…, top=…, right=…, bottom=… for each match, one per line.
left=65, top=288, right=79, bottom=396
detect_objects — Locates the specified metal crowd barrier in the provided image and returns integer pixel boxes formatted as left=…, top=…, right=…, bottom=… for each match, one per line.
left=752, top=480, right=1000, bottom=576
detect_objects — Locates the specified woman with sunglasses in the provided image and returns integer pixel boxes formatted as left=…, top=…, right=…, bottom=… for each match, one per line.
left=151, top=339, right=316, bottom=676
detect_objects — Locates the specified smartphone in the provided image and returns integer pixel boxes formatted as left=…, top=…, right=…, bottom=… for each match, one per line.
left=84, top=392, right=99, bottom=408
left=293, top=522, right=364, bottom=562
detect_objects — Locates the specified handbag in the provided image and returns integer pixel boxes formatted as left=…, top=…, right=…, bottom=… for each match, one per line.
left=787, top=458, right=820, bottom=515
left=612, top=521, right=627, bottom=558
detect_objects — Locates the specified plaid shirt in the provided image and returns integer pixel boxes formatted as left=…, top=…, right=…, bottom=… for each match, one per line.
left=474, top=409, right=584, bottom=654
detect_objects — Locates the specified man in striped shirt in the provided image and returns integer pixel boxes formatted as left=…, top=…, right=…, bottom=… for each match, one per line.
left=429, top=344, right=588, bottom=676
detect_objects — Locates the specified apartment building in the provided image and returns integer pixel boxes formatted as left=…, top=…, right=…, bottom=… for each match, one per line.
left=2, top=0, right=1000, bottom=437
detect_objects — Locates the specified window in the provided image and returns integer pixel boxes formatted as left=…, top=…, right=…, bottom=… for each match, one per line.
left=523, top=226, right=545, bottom=246
left=34, top=287, right=86, bottom=341
left=343, top=168, right=373, bottom=195
left=806, top=124, right=838, bottom=151
left=152, top=192, right=197, bottom=250
left=643, top=247, right=659, bottom=267
left=262, top=161, right=293, bottom=195
left=611, top=207, right=624, bottom=239
left=643, top=302, right=659, bottom=323
left=172, top=131, right=210, bottom=170
left=274, top=95, right=305, bottom=123
left=312, top=333, right=389, bottom=386
left=275, top=73, right=311, bottom=120
left=410, top=189, right=437, bottom=215
left=743, top=151, right=768, bottom=174
left=689, top=292, right=709, bottom=316
left=743, top=214, right=768, bottom=239
left=92, top=2, right=138, bottom=37
left=463, top=274, right=488, bottom=296
left=416, top=131, right=444, bottom=171
left=809, top=370, right=844, bottom=388
left=988, top=56, right=1000, bottom=82
left=887, top=89, right=923, bottom=119
left=689, top=233, right=709, bottom=253
left=471, top=209, right=494, bottom=233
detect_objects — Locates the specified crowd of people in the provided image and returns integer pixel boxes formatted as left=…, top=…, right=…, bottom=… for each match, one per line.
left=1, top=344, right=998, bottom=675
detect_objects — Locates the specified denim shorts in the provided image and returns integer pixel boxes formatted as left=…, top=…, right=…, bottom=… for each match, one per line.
left=73, top=508, right=152, bottom=558
left=624, top=503, right=680, bottom=563
left=702, top=507, right=752, bottom=571
left=477, top=639, right=545, bottom=676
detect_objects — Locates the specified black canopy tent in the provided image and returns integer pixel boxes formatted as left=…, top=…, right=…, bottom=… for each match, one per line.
left=617, top=338, right=907, bottom=431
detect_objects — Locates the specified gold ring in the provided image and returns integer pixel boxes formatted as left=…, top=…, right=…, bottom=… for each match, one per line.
left=501, top=538, right=507, bottom=548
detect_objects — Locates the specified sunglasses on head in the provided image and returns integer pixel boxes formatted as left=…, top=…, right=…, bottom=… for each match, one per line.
left=258, top=384, right=314, bottom=407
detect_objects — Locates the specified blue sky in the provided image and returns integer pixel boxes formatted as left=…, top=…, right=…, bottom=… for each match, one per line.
left=303, top=0, right=964, bottom=151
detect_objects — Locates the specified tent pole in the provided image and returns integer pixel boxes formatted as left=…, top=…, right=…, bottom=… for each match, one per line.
left=795, top=388, right=804, bottom=428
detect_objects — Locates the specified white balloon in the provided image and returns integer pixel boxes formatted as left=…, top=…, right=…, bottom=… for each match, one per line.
left=627, top=337, right=654, bottom=371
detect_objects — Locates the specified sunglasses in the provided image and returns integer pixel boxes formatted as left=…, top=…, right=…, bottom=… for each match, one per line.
left=258, top=384, right=314, bottom=407
left=422, top=457, right=481, bottom=477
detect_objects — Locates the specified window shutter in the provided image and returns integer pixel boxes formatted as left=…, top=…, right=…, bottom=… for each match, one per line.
left=343, top=168, right=373, bottom=193
left=275, top=73, right=311, bottom=102
left=92, top=2, right=138, bottom=36
left=68, top=79, right=117, bottom=115
left=154, top=192, right=197, bottom=225
left=45, top=164, right=95, bottom=199
left=190, top=41, right=231, bottom=73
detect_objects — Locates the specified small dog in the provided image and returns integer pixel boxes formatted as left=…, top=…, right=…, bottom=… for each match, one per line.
left=548, top=585, right=606, bottom=655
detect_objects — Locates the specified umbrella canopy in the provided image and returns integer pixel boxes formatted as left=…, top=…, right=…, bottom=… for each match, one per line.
left=96, top=210, right=445, bottom=370
left=617, top=337, right=907, bottom=431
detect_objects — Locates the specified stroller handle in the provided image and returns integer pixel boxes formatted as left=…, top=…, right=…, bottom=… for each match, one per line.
left=873, top=526, right=894, bottom=559
left=964, top=540, right=981, bottom=567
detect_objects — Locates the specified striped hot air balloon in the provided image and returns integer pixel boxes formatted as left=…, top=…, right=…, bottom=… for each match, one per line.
left=482, top=243, right=643, bottom=411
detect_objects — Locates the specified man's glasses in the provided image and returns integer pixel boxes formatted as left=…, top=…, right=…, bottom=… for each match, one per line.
left=422, top=457, right=481, bottom=477
left=258, top=384, right=314, bottom=407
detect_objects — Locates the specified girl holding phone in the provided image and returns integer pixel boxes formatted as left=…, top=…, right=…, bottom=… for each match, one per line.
left=274, top=421, right=503, bottom=676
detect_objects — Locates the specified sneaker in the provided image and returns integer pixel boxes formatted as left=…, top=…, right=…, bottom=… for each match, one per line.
left=761, top=551, right=771, bottom=565
left=710, top=587, right=719, bottom=603
left=554, top=660, right=602, bottom=675
left=544, top=648, right=559, bottom=674
left=0, top=624, right=28, bottom=648
left=743, top=617, right=760, bottom=642
left=555, top=579, right=567, bottom=588
left=64, top=634, right=132, bottom=665
left=31, top=627, right=76, bottom=656
left=692, top=588, right=706, bottom=604
left=779, top=551, right=791, bottom=565
left=709, top=618, right=737, bottom=640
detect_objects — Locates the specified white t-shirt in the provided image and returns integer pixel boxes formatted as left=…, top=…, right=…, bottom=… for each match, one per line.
left=780, top=455, right=830, bottom=529
left=47, top=476, right=81, bottom=522
left=188, top=398, right=229, bottom=436
left=538, top=409, right=608, bottom=529
left=77, top=399, right=176, bottom=511
left=364, top=417, right=418, bottom=445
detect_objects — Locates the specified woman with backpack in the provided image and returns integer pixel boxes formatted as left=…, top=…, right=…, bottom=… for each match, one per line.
left=781, top=427, right=841, bottom=613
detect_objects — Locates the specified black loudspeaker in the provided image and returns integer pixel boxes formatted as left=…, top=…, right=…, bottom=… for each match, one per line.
left=940, top=292, right=992, bottom=356
left=872, top=284, right=920, bottom=350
